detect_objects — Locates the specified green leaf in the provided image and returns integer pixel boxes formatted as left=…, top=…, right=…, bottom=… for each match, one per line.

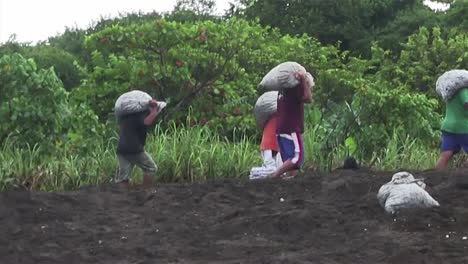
left=345, top=136, right=358, bottom=155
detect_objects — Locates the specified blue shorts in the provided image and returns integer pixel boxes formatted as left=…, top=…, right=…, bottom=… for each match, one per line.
left=441, top=131, right=468, bottom=153
left=277, top=132, right=304, bottom=169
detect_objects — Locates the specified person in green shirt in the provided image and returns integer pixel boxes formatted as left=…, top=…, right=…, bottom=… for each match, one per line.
left=436, top=87, right=468, bottom=170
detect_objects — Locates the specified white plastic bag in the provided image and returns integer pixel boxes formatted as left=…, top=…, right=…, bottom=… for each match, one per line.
left=115, top=90, right=152, bottom=118
left=377, top=172, right=440, bottom=213
left=254, top=91, right=278, bottom=129
left=259, top=62, right=306, bottom=91
left=436, top=69, right=468, bottom=101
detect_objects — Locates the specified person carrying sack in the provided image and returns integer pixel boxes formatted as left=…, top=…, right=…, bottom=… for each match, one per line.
left=270, top=71, right=313, bottom=179
left=115, top=99, right=160, bottom=188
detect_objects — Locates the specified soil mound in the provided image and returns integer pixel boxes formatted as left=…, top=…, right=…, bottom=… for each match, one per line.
left=1, top=169, right=468, bottom=263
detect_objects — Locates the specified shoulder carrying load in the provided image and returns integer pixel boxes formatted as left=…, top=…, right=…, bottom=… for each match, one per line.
left=254, top=91, right=278, bottom=129
left=115, top=90, right=152, bottom=119
left=377, top=171, right=439, bottom=214
left=114, top=90, right=167, bottom=121
left=436, top=69, right=468, bottom=101
left=259, top=61, right=306, bottom=91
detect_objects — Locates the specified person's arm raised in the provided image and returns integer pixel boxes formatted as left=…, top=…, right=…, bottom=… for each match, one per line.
left=294, top=72, right=313, bottom=103
left=144, top=100, right=160, bottom=126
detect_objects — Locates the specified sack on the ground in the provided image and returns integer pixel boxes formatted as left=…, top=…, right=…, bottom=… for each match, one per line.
left=115, top=90, right=152, bottom=118
left=254, top=91, right=278, bottom=128
left=259, top=62, right=306, bottom=91
left=377, top=171, right=440, bottom=213
left=436, top=69, right=468, bottom=101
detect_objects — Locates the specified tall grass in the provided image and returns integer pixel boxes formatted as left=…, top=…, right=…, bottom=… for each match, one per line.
left=369, top=133, right=439, bottom=170
left=302, top=125, right=443, bottom=171
left=148, top=124, right=259, bottom=183
left=0, top=124, right=449, bottom=192
left=0, top=125, right=260, bottom=191
left=0, top=138, right=116, bottom=191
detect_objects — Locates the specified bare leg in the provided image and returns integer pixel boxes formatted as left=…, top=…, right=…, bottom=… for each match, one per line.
left=285, top=169, right=299, bottom=178
left=436, top=151, right=454, bottom=170
left=270, top=160, right=297, bottom=178
left=118, top=180, right=129, bottom=189
left=136, top=152, right=157, bottom=188
left=142, top=174, right=153, bottom=188
left=116, top=155, right=133, bottom=189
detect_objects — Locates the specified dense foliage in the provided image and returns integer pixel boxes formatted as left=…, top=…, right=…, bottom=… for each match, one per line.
left=77, top=18, right=340, bottom=135
left=1, top=0, right=468, bottom=189
left=0, top=54, right=104, bottom=153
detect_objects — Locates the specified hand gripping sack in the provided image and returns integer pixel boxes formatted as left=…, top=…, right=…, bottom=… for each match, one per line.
left=259, top=62, right=306, bottom=91
left=254, top=91, right=278, bottom=128
left=114, top=90, right=152, bottom=119
left=377, top=172, right=440, bottom=213
left=436, top=69, right=468, bottom=101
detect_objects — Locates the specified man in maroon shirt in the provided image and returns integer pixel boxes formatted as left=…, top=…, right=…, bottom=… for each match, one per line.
left=270, top=71, right=313, bottom=179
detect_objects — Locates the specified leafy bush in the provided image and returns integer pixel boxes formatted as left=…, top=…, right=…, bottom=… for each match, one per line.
left=77, top=18, right=340, bottom=137
left=2, top=12, right=468, bottom=190
left=378, top=27, right=468, bottom=97
left=0, top=53, right=104, bottom=154
left=22, top=45, right=86, bottom=90
left=0, top=54, right=69, bottom=148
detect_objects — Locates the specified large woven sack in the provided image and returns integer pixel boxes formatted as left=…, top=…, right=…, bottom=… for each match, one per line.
left=114, top=90, right=152, bottom=119
left=377, top=172, right=439, bottom=213
left=259, top=62, right=306, bottom=90
left=254, top=91, right=278, bottom=128
left=436, top=69, right=468, bottom=101
left=306, top=72, right=315, bottom=89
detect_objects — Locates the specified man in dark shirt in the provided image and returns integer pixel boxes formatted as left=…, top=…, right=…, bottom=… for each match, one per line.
left=116, top=99, right=160, bottom=188
left=270, top=71, right=313, bottom=179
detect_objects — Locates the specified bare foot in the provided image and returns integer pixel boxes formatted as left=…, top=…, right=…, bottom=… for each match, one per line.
left=117, top=180, right=129, bottom=190
left=142, top=175, right=153, bottom=188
